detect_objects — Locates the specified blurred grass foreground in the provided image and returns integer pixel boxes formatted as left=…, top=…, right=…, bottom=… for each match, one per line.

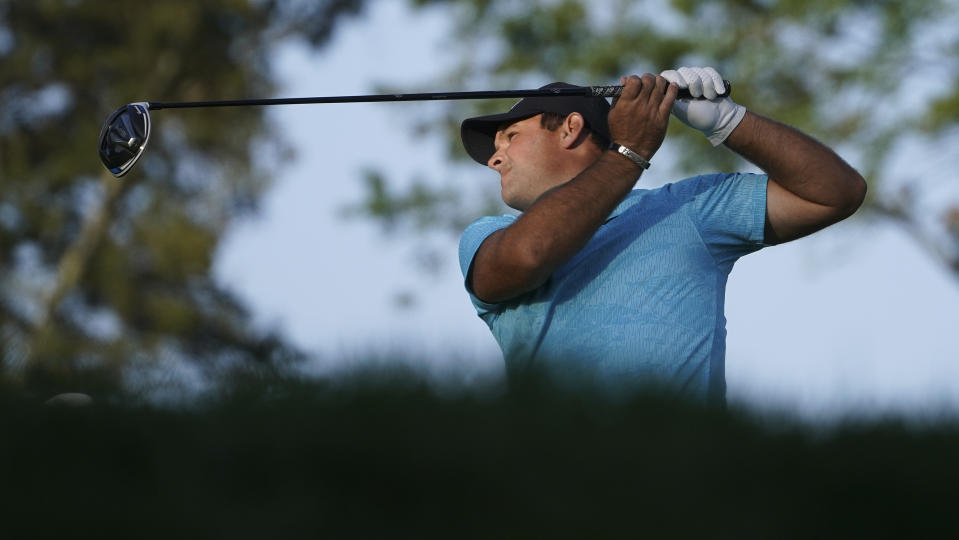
left=2, top=365, right=959, bottom=539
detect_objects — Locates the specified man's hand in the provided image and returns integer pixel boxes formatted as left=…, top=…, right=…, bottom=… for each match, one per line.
left=607, top=74, right=677, bottom=162
left=660, top=66, right=746, bottom=146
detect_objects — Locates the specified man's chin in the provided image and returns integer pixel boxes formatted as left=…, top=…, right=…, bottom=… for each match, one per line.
left=501, top=188, right=519, bottom=211
left=503, top=196, right=528, bottom=212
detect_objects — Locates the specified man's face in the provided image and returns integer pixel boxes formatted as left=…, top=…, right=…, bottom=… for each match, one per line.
left=488, top=114, right=566, bottom=211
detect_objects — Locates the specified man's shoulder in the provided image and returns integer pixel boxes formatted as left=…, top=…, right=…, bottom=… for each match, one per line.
left=622, top=174, right=728, bottom=201
left=461, top=213, right=516, bottom=240
left=669, top=172, right=767, bottom=193
left=458, top=213, right=517, bottom=273
left=664, top=172, right=732, bottom=194
left=616, top=172, right=768, bottom=227
left=465, top=213, right=516, bottom=229
left=612, top=175, right=725, bottom=215
left=633, top=173, right=767, bottom=210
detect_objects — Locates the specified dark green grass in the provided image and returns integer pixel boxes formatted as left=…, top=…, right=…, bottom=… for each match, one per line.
left=2, top=368, right=958, bottom=539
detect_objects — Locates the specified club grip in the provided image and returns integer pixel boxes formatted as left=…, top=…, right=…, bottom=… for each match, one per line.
left=590, top=80, right=731, bottom=99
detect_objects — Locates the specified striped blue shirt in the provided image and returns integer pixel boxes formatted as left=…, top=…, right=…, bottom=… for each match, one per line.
left=458, top=173, right=769, bottom=404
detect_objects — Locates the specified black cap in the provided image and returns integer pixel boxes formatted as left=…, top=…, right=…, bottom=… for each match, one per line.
left=460, top=82, right=612, bottom=165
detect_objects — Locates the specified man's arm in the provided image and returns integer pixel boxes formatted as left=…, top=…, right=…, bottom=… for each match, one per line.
left=660, top=66, right=866, bottom=246
left=471, top=154, right=641, bottom=303
left=470, top=74, right=677, bottom=304
left=724, top=112, right=867, bottom=245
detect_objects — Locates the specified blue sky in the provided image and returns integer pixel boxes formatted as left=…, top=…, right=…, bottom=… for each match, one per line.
left=213, top=2, right=959, bottom=420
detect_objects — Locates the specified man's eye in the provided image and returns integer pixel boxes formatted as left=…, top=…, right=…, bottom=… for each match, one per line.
left=507, top=132, right=517, bottom=140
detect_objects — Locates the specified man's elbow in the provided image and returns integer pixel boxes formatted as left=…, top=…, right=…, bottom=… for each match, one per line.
left=470, top=239, right=551, bottom=304
left=839, top=171, right=867, bottom=219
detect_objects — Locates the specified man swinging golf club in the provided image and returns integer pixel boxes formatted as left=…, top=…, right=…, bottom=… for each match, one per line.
left=458, top=66, right=866, bottom=405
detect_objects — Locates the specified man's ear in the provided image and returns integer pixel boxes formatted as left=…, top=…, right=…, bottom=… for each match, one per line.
left=560, top=112, right=589, bottom=149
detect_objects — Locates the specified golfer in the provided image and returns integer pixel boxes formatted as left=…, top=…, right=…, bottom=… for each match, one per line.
left=457, top=67, right=866, bottom=404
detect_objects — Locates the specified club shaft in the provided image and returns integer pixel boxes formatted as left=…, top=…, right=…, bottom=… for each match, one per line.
left=146, top=82, right=731, bottom=110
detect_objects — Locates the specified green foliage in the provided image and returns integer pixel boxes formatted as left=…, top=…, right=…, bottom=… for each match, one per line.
left=922, top=78, right=959, bottom=133
left=2, top=371, right=959, bottom=537
left=0, top=1, right=367, bottom=389
left=341, top=169, right=480, bottom=233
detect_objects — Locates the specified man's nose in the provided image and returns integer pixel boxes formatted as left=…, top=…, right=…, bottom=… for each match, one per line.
left=487, top=151, right=503, bottom=170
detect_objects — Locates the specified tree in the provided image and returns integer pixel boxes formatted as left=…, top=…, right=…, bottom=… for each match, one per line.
left=353, top=0, right=959, bottom=280
left=0, top=0, right=366, bottom=395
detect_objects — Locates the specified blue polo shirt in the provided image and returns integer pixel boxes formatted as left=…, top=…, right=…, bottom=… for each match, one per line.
left=458, top=172, right=769, bottom=404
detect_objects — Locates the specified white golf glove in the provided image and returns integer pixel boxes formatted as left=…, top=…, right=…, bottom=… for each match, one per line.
left=660, top=66, right=746, bottom=146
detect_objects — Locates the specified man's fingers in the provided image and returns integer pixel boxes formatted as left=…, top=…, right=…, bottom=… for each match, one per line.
left=611, top=76, right=626, bottom=107
left=613, top=73, right=675, bottom=118
left=662, top=66, right=729, bottom=99
left=652, top=74, right=670, bottom=94
left=618, top=74, right=642, bottom=100
left=660, top=81, right=679, bottom=116
left=660, top=69, right=684, bottom=89
left=651, top=75, right=677, bottom=121
left=638, top=73, right=657, bottom=100
left=702, top=67, right=725, bottom=99
left=618, top=73, right=676, bottom=105
left=677, top=67, right=703, bottom=98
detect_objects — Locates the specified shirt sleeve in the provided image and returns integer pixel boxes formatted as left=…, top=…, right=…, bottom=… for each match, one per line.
left=458, top=214, right=517, bottom=316
left=681, top=172, right=769, bottom=271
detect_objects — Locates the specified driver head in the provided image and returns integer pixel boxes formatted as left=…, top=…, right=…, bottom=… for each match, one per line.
left=98, top=102, right=151, bottom=178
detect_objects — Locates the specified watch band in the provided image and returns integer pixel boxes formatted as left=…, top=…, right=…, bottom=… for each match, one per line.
left=609, top=142, right=651, bottom=169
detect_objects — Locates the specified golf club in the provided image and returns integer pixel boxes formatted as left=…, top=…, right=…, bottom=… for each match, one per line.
left=98, top=81, right=731, bottom=178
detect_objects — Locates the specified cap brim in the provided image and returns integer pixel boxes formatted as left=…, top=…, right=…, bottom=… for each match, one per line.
left=460, top=109, right=539, bottom=165
left=460, top=82, right=609, bottom=165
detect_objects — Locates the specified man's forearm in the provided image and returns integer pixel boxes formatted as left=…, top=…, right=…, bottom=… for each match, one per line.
left=474, top=152, right=641, bottom=302
left=505, top=152, right=641, bottom=271
left=725, top=111, right=865, bottom=211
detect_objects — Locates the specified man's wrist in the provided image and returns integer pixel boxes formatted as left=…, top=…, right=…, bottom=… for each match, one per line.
left=706, top=103, right=747, bottom=146
left=608, top=142, right=651, bottom=169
